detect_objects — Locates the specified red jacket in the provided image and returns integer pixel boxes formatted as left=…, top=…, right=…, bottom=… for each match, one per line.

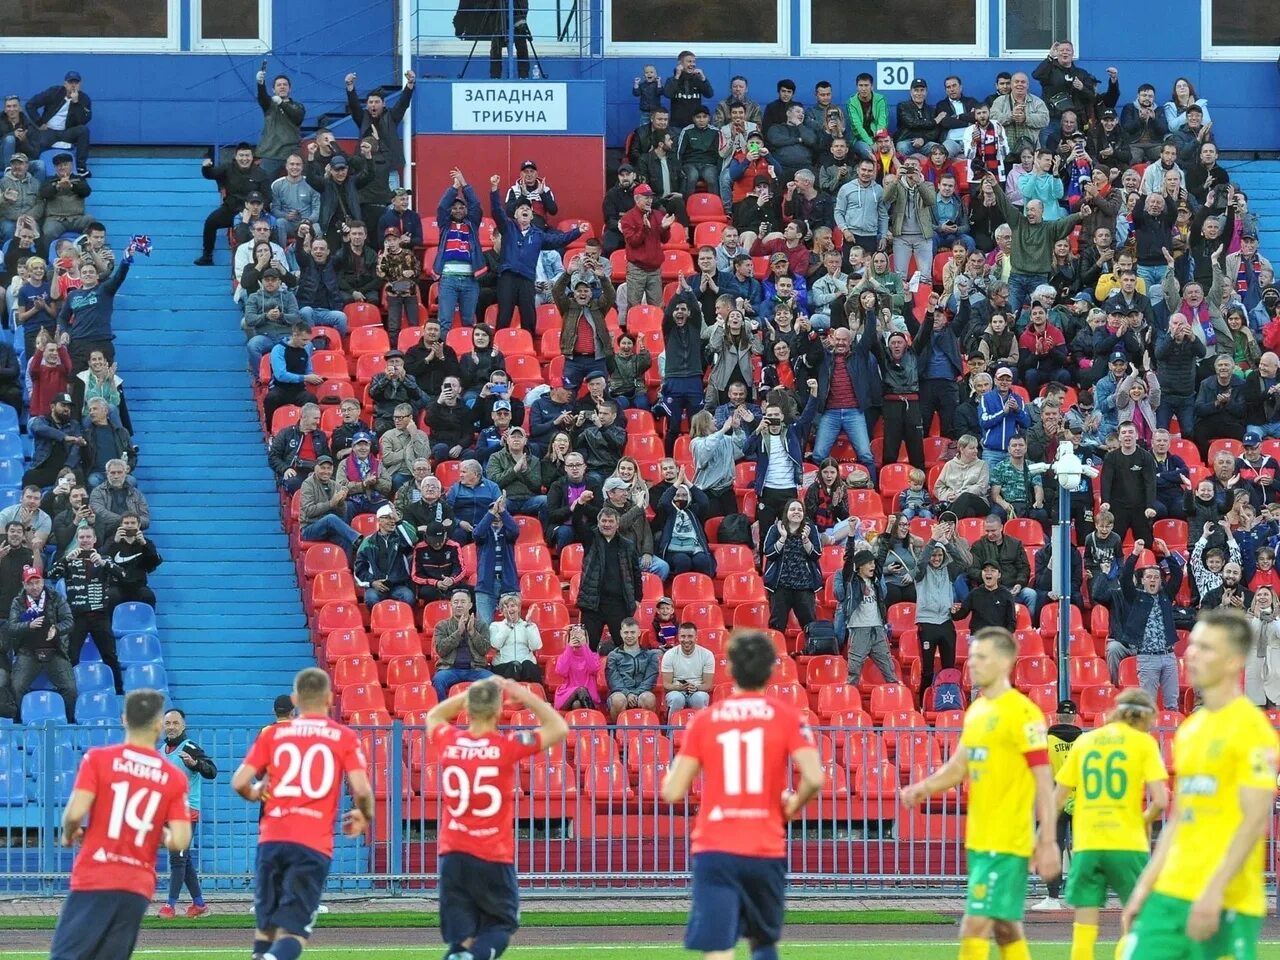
left=620, top=206, right=669, bottom=271
left=27, top=346, right=72, bottom=419
left=1263, top=318, right=1280, bottom=354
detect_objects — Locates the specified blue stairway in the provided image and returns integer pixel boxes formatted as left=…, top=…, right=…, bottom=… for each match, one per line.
left=89, top=154, right=314, bottom=728
left=1223, top=159, right=1280, bottom=253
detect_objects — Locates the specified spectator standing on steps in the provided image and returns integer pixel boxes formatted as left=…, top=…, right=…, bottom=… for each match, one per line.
left=984, top=172, right=1089, bottom=314
left=620, top=184, right=672, bottom=311
left=103, top=512, right=161, bottom=608
left=839, top=545, right=899, bottom=686
left=662, top=51, right=713, bottom=129
left=254, top=69, right=305, bottom=180
left=195, top=144, right=271, bottom=266
left=261, top=323, right=321, bottom=431
left=57, top=241, right=137, bottom=372
left=49, top=524, right=120, bottom=693
left=7, top=566, right=76, bottom=723
left=158, top=708, right=216, bottom=919
left=434, top=169, right=484, bottom=336
left=1099, top=541, right=1185, bottom=708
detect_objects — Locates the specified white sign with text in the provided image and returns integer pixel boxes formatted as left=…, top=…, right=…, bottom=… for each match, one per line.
left=451, top=82, right=568, bottom=132
left=876, top=62, right=915, bottom=91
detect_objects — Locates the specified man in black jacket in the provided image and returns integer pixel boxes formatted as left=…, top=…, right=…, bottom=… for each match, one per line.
left=578, top=508, right=644, bottom=652
left=293, top=229, right=349, bottom=334
left=24, top=71, right=92, bottom=176
left=49, top=524, right=120, bottom=692
left=547, top=453, right=603, bottom=550
left=0, top=522, right=32, bottom=633
left=195, top=143, right=272, bottom=266
left=0, top=338, right=20, bottom=424
left=104, top=512, right=161, bottom=609
left=1101, top=422, right=1158, bottom=545
left=896, top=80, right=940, bottom=157
left=268, top=402, right=329, bottom=492
left=602, top=165, right=639, bottom=255
left=333, top=222, right=382, bottom=305
left=344, top=70, right=416, bottom=183
left=952, top=560, right=1017, bottom=632
left=662, top=52, right=713, bottom=129
left=7, top=566, right=76, bottom=722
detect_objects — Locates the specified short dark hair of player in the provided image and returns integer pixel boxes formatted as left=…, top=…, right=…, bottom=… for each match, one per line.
left=1109, top=687, right=1156, bottom=728
left=1197, top=607, right=1254, bottom=656
left=273, top=694, right=294, bottom=719
left=971, top=626, right=1017, bottom=659
left=728, top=630, right=776, bottom=691
left=466, top=679, right=502, bottom=720
left=294, top=667, right=331, bottom=708
left=124, top=689, right=166, bottom=730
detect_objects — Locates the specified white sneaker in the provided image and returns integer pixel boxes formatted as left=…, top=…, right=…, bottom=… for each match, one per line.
left=1031, top=896, right=1061, bottom=911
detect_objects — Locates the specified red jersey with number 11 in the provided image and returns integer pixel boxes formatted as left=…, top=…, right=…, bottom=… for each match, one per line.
left=70, top=744, right=191, bottom=897
left=430, top=724, right=543, bottom=863
left=242, top=715, right=367, bottom=857
left=679, top=692, right=814, bottom=858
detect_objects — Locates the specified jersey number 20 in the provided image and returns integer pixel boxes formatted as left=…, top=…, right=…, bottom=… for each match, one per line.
left=274, top=743, right=337, bottom=800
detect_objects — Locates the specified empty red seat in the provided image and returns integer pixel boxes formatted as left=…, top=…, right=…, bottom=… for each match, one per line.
left=324, top=628, right=372, bottom=664
left=671, top=573, right=715, bottom=605
left=304, top=544, right=348, bottom=577
left=340, top=682, right=387, bottom=719
left=1013, top=656, right=1057, bottom=687
left=816, top=683, right=862, bottom=720
left=1068, top=656, right=1108, bottom=692
left=317, top=601, right=364, bottom=635
left=344, top=302, right=382, bottom=328
left=370, top=599, right=415, bottom=634
left=394, top=683, right=438, bottom=716
left=869, top=683, right=914, bottom=720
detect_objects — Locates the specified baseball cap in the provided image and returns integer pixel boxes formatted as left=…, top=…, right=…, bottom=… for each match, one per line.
left=657, top=596, right=674, bottom=607
left=617, top=163, right=634, bottom=174
left=511, top=196, right=533, bottom=209
left=493, top=399, right=512, bottom=412
left=873, top=128, right=892, bottom=140
left=633, top=183, right=654, bottom=196
left=753, top=174, right=773, bottom=187
left=391, top=187, right=412, bottom=197
left=570, top=271, right=594, bottom=289
left=273, top=694, right=294, bottom=715
left=520, top=160, right=538, bottom=170
left=603, top=477, right=630, bottom=493
left=53, top=392, right=73, bottom=406
left=384, top=226, right=402, bottom=237
left=1056, top=699, right=1079, bottom=716
left=22, top=565, right=42, bottom=582
left=384, top=349, right=404, bottom=360
left=375, top=504, right=395, bottom=519
left=65, top=71, right=81, bottom=82
left=769, top=252, right=789, bottom=264
left=351, top=431, right=374, bottom=445
left=1244, top=430, right=1263, bottom=446
left=1109, top=350, right=1129, bottom=363
left=425, top=522, right=448, bottom=540
left=981, top=559, right=1001, bottom=570
left=52, top=153, right=73, bottom=165
left=328, top=155, right=348, bottom=169
left=1106, top=300, right=1130, bottom=316
left=1101, top=109, right=1117, bottom=120
left=1242, top=227, right=1259, bottom=241
left=260, top=268, right=283, bottom=280
left=9, top=153, right=27, bottom=163
left=246, top=191, right=265, bottom=202
left=315, top=454, right=334, bottom=465
left=1071, top=291, right=1094, bottom=304
left=995, top=367, right=1014, bottom=379
left=910, top=79, right=928, bottom=89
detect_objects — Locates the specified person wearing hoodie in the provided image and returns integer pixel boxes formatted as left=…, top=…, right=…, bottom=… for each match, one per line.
left=244, top=269, right=302, bottom=376
left=914, top=524, right=974, bottom=694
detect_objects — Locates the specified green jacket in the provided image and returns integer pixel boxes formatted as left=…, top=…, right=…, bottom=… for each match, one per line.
left=991, top=187, right=1084, bottom=276
left=486, top=448, right=544, bottom=501
left=846, top=93, right=889, bottom=147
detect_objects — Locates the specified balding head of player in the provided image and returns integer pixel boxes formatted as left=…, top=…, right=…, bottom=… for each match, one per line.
left=726, top=629, right=777, bottom=692
left=967, top=626, right=1019, bottom=695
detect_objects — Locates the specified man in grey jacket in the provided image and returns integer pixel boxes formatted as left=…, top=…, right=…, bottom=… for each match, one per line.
left=0, top=154, right=42, bottom=244
left=89, top=459, right=150, bottom=538
left=833, top=159, right=888, bottom=254
left=255, top=69, right=306, bottom=180
left=269, top=154, right=320, bottom=246
left=605, top=618, right=659, bottom=719
left=245, top=269, right=302, bottom=375
left=298, top=456, right=359, bottom=556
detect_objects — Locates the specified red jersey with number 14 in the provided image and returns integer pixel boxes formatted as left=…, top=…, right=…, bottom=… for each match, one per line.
left=70, top=743, right=191, bottom=898
left=679, top=692, right=814, bottom=858
left=430, top=724, right=543, bottom=863
left=242, top=715, right=367, bottom=858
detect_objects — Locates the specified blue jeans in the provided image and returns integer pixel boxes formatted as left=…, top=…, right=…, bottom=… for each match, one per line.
left=1249, top=422, right=1280, bottom=440
left=1137, top=264, right=1168, bottom=307
left=563, top=356, right=608, bottom=390
left=717, top=167, right=734, bottom=208
left=0, top=220, right=14, bottom=245
left=682, top=162, right=719, bottom=194
left=302, top=514, right=361, bottom=552
left=299, top=306, right=348, bottom=336
left=850, top=141, right=874, bottom=160
left=812, top=408, right=876, bottom=480
left=1008, top=272, right=1048, bottom=315
left=661, top=376, right=705, bottom=455
left=475, top=591, right=498, bottom=624
left=507, top=494, right=547, bottom=520
left=933, top=231, right=974, bottom=255
left=1157, top=393, right=1196, bottom=435
left=614, top=392, right=651, bottom=411
left=897, top=138, right=939, bottom=157
left=641, top=554, right=670, bottom=582
left=432, top=666, right=493, bottom=701
left=246, top=334, right=284, bottom=380
left=436, top=274, right=479, bottom=337
left=982, top=448, right=1009, bottom=468
left=553, top=524, right=576, bottom=549
left=363, top=584, right=414, bottom=607
left=0, top=134, right=15, bottom=170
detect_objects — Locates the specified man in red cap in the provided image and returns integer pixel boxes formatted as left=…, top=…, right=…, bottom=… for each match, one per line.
left=7, top=565, right=77, bottom=721
left=619, top=183, right=672, bottom=312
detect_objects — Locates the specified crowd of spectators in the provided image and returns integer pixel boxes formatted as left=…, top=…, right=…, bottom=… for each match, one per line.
left=0, top=72, right=162, bottom=721
left=226, top=45, right=1280, bottom=720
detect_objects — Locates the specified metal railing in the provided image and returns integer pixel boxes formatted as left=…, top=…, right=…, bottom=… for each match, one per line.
left=2, top=720, right=1268, bottom=897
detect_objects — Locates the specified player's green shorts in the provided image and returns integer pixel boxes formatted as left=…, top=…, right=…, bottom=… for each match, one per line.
left=965, top=851, right=1029, bottom=921
left=1119, top=892, right=1264, bottom=960
left=1064, top=849, right=1147, bottom=908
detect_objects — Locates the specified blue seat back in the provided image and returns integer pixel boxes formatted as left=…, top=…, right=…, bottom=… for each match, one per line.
left=123, top=663, right=167, bottom=692
left=74, top=662, right=114, bottom=694
left=111, top=602, right=158, bottom=636
left=117, top=633, right=162, bottom=665
left=21, top=691, right=65, bottom=725
left=75, top=690, right=118, bottom=721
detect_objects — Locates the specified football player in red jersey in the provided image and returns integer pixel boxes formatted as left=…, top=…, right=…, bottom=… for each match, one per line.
left=661, top=629, right=824, bottom=960
left=50, top=689, right=192, bottom=960
left=231, top=668, right=373, bottom=960
left=425, top=677, right=569, bottom=960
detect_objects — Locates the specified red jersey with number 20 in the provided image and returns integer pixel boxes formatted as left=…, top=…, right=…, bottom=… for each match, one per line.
left=70, top=744, right=191, bottom=898
left=241, top=715, right=368, bottom=858
left=679, top=693, right=814, bottom=859
left=430, top=724, right=543, bottom=863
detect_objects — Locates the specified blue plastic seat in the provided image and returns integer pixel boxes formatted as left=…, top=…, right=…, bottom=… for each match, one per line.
left=39, top=149, right=65, bottom=179
left=27, top=743, right=78, bottom=776
left=74, top=662, right=114, bottom=695
left=80, top=717, right=122, bottom=748
left=0, top=767, right=29, bottom=805
left=0, top=407, right=17, bottom=434
left=123, top=663, right=167, bottom=693
left=0, top=488, right=21, bottom=511
left=21, top=691, right=66, bottom=725
left=111, top=603, right=158, bottom=637
left=75, top=691, right=118, bottom=722
left=78, top=637, right=102, bottom=663
left=117, top=633, right=162, bottom=666
left=0, top=431, right=22, bottom=462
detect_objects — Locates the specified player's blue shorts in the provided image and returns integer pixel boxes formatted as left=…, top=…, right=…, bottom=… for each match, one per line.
left=685, top=852, right=788, bottom=952
left=254, top=841, right=332, bottom=938
left=438, top=852, right=520, bottom=947
left=49, top=889, right=149, bottom=960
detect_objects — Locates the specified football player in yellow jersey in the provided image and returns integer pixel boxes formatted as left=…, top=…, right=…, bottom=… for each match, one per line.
left=1053, top=688, right=1169, bottom=960
left=903, top=627, right=1060, bottom=960
left=1121, top=608, right=1280, bottom=960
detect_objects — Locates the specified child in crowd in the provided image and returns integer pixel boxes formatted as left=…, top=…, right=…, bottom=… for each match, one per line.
left=897, top=468, right=934, bottom=521
left=377, top=227, right=421, bottom=340
left=1252, top=546, right=1280, bottom=594
left=651, top=596, right=678, bottom=649
left=1083, top=509, right=1121, bottom=605
left=632, top=65, right=662, bottom=118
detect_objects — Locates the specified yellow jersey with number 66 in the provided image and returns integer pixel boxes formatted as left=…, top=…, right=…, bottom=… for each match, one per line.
left=1055, top=721, right=1167, bottom=853
left=1154, top=696, right=1279, bottom=917
left=960, top=689, right=1050, bottom=858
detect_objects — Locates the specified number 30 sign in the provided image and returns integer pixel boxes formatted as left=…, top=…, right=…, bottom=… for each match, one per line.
left=877, top=62, right=914, bottom=91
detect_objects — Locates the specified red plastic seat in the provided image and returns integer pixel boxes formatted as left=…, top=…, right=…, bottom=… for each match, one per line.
left=310, top=350, right=350, bottom=381
left=393, top=683, right=438, bottom=716
left=311, top=570, right=356, bottom=609
left=354, top=354, right=386, bottom=383
left=692, top=221, right=724, bottom=248
left=332, top=655, right=380, bottom=690
left=868, top=683, right=914, bottom=720
left=721, top=573, right=766, bottom=608
left=317, top=601, right=364, bottom=635
left=1077, top=684, right=1118, bottom=718
left=681, top=602, right=726, bottom=632
left=377, top=628, right=423, bottom=660
left=344, top=302, right=383, bottom=329
left=1068, top=656, right=1108, bottom=693
left=854, top=760, right=899, bottom=799
left=323, top=628, right=372, bottom=664
left=661, top=249, right=694, bottom=280
left=370, top=600, right=415, bottom=634
left=1013, top=656, right=1057, bottom=688
left=516, top=543, right=554, bottom=575
left=816, top=683, right=862, bottom=720
left=494, top=328, right=535, bottom=357
left=671, top=573, right=715, bottom=606
left=686, top=193, right=727, bottom=224
left=384, top=655, right=431, bottom=688
left=270, top=405, right=301, bottom=433
left=1005, top=517, right=1044, bottom=548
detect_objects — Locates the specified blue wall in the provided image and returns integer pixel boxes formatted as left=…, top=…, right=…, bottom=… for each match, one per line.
left=1, top=0, right=1275, bottom=151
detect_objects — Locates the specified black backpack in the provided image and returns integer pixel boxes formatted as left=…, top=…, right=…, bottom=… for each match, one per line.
left=802, top=620, right=840, bottom=656
left=718, top=512, right=754, bottom=548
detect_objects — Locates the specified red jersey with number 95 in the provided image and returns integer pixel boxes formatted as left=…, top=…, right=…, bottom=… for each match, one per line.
left=679, top=692, right=814, bottom=858
left=70, top=744, right=191, bottom=898
left=430, top=724, right=543, bottom=863
left=242, top=716, right=367, bottom=857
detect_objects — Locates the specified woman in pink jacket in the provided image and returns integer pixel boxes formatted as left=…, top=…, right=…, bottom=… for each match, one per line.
left=553, top=624, right=601, bottom=711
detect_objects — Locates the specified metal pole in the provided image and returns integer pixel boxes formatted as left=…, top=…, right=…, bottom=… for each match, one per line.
left=1055, top=480, right=1071, bottom=702
left=506, top=0, right=517, bottom=79
left=399, top=0, right=413, bottom=180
